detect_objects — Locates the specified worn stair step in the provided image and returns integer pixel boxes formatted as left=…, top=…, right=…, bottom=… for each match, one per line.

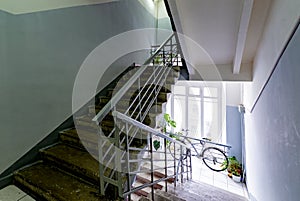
left=134, top=172, right=167, bottom=190
left=136, top=176, right=163, bottom=190
left=116, top=74, right=177, bottom=87
left=138, top=197, right=151, bottom=201
left=173, top=66, right=181, bottom=72
left=59, top=128, right=147, bottom=163
left=157, top=188, right=199, bottom=201
left=14, top=163, right=112, bottom=201
left=99, top=92, right=168, bottom=106
left=40, top=144, right=100, bottom=185
left=76, top=114, right=155, bottom=133
left=105, top=90, right=169, bottom=103
left=40, top=143, right=126, bottom=184
left=153, top=190, right=185, bottom=201
left=133, top=189, right=149, bottom=197
left=91, top=103, right=163, bottom=118
left=167, top=180, right=248, bottom=201
left=141, top=167, right=175, bottom=183
left=75, top=115, right=114, bottom=132
left=94, top=98, right=164, bottom=113
left=87, top=107, right=158, bottom=129
left=106, top=87, right=171, bottom=99
left=59, top=128, right=98, bottom=150
left=59, top=128, right=125, bottom=152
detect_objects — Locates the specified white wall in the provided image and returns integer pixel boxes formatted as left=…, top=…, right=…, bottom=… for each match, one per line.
left=243, top=0, right=300, bottom=111
left=226, top=82, right=243, bottom=107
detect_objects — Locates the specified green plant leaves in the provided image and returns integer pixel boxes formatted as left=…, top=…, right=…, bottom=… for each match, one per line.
left=153, top=140, right=160, bottom=151
left=164, top=113, right=176, bottom=128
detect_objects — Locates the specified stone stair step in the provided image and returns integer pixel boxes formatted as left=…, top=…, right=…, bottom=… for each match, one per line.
left=140, top=167, right=175, bottom=183
left=59, top=128, right=98, bottom=150
left=40, top=143, right=100, bottom=185
left=167, top=180, right=248, bottom=201
left=117, top=74, right=177, bottom=87
left=106, top=88, right=171, bottom=100
left=91, top=100, right=164, bottom=115
left=74, top=115, right=114, bottom=132
left=136, top=176, right=163, bottom=190
left=133, top=189, right=149, bottom=197
left=154, top=190, right=185, bottom=201
left=14, top=163, right=112, bottom=201
left=99, top=91, right=169, bottom=104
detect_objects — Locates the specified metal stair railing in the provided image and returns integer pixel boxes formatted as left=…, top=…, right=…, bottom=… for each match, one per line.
left=92, top=33, right=185, bottom=198
left=112, top=111, right=192, bottom=201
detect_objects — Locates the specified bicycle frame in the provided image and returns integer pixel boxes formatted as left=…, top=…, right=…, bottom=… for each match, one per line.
left=166, top=131, right=231, bottom=158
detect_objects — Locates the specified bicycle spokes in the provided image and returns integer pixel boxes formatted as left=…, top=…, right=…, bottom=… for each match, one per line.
left=202, top=147, right=228, bottom=172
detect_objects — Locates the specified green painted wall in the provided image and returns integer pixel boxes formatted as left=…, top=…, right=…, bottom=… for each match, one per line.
left=0, top=0, right=156, bottom=173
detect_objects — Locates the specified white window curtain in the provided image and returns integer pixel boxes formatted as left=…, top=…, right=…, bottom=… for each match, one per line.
left=166, top=81, right=226, bottom=143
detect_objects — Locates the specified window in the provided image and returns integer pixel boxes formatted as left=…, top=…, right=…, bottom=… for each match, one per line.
left=166, top=81, right=226, bottom=142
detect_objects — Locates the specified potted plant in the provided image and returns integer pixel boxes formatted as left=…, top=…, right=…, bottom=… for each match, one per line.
left=226, top=156, right=242, bottom=182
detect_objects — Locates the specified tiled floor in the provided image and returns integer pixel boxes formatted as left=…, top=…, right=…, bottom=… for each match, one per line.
left=0, top=185, right=35, bottom=201
left=191, top=157, right=249, bottom=199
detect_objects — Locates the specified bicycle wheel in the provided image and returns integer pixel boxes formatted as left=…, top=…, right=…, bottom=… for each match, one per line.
left=168, top=141, right=187, bottom=161
left=202, top=147, right=228, bottom=172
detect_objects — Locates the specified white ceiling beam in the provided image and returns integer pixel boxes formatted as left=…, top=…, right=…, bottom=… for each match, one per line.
left=233, top=0, right=254, bottom=74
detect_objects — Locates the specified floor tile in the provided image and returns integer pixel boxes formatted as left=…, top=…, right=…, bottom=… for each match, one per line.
left=0, top=185, right=26, bottom=201
left=191, top=157, right=248, bottom=199
left=19, top=195, right=35, bottom=201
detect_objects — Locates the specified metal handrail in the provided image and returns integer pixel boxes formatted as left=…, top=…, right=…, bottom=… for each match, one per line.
left=165, top=132, right=232, bottom=149
left=92, top=33, right=175, bottom=125
left=112, top=111, right=190, bottom=149
left=112, top=111, right=192, bottom=199
left=92, top=32, right=189, bottom=199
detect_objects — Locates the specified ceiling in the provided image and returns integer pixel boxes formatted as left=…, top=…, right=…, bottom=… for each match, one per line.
left=0, top=0, right=118, bottom=14
left=1, top=0, right=272, bottom=81
left=167, top=0, right=273, bottom=81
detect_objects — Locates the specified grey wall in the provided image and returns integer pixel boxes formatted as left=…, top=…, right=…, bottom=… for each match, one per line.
left=245, top=24, right=300, bottom=201
left=156, top=17, right=172, bottom=44
left=226, top=106, right=242, bottom=162
left=0, top=0, right=155, bottom=173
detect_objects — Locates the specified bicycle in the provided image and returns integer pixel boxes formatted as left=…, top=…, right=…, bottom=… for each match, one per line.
left=167, top=130, right=231, bottom=172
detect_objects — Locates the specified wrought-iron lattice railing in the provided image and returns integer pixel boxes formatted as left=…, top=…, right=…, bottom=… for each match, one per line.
left=92, top=33, right=191, bottom=199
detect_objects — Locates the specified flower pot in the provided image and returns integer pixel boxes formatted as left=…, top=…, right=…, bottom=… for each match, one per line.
left=232, top=174, right=241, bottom=182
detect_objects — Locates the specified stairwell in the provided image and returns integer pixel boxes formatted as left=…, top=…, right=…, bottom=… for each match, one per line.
left=8, top=33, right=187, bottom=200
left=12, top=64, right=181, bottom=201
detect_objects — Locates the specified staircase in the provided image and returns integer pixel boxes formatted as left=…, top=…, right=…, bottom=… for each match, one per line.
left=139, top=180, right=248, bottom=201
left=12, top=33, right=190, bottom=200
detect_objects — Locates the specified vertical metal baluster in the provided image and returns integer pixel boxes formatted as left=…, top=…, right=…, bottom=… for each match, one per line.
left=186, top=148, right=189, bottom=181
left=138, top=77, right=143, bottom=145
left=181, top=145, right=183, bottom=183
left=155, top=66, right=158, bottom=114
left=163, top=46, right=165, bottom=66
left=149, top=132, right=155, bottom=201
left=125, top=122, right=131, bottom=201
left=190, top=149, right=192, bottom=180
left=173, top=142, right=177, bottom=188
left=98, top=128, right=105, bottom=195
left=114, top=108, right=122, bottom=197
left=164, top=138, right=168, bottom=192
left=138, top=78, right=141, bottom=122
left=170, top=36, right=173, bottom=67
